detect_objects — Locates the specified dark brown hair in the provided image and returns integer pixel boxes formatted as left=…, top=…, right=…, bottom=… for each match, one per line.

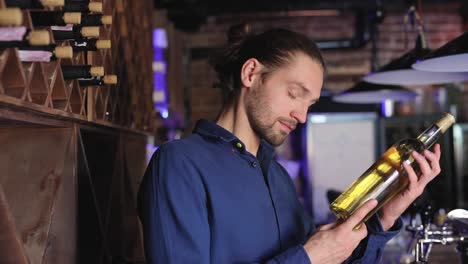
left=210, top=23, right=326, bottom=103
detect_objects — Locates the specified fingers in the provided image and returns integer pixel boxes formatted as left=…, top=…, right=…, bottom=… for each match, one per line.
left=423, top=144, right=441, bottom=177
left=412, top=151, right=432, bottom=177
left=403, top=161, right=418, bottom=187
left=317, top=222, right=337, bottom=231
left=341, top=199, right=377, bottom=231
left=410, top=143, right=442, bottom=185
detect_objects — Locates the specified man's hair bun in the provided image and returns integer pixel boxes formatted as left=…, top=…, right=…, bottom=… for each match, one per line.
left=227, top=23, right=252, bottom=44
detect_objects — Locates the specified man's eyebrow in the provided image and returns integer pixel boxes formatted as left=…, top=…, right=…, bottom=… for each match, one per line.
left=290, top=81, right=320, bottom=104
left=290, top=81, right=311, bottom=95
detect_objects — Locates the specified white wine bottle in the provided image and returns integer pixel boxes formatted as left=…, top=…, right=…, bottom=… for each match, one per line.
left=18, top=45, right=72, bottom=61
left=0, top=27, right=50, bottom=47
left=0, top=8, right=23, bottom=26
left=330, top=113, right=456, bottom=223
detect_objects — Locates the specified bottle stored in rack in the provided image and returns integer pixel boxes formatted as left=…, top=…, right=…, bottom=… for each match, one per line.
left=62, top=65, right=104, bottom=79
left=71, top=38, right=110, bottom=51
left=63, top=1, right=102, bottom=13
left=52, top=25, right=99, bottom=41
left=78, top=75, right=117, bottom=86
left=18, top=45, right=72, bottom=61
left=30, top=11, right=81, bottom=26
left=5, top=0, right=64, bottom=9
left=0, top=27, right=50, bottom=47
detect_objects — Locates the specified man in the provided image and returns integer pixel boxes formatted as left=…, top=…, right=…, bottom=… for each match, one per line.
left=138, top=26, right=442, bottom=263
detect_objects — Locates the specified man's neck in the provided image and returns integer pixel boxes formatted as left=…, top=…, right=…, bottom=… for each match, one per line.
left=216, top=101, right=261, bottom=156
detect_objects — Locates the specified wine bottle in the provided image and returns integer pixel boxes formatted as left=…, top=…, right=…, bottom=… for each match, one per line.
left=0, top=27, right=50, bottom=47
left=330, top=113, right=456, bottom=224
left=62, top=65, right=104, bottom=79
left=0, top=8, right=23, bottom=26
left=52, top=25, right=99, bottom=40
left=71, top=38, right=110, bottom=51
left=18, top=45, right=72, bottom=61
left=63, top=2, right=102, bottom=13
left=5, top=0, right=64, bottom=9
left=78, top=75, right=117, bottom=86
left=30, top=11, right=81, bottom=26
left=80, top=14, right=112, bottom=26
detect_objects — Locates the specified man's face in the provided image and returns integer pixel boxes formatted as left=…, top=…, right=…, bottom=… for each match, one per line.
left=245, top=52, right=323, bottom=146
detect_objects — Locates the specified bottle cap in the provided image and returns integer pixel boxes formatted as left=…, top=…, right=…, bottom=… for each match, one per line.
left=41, top=0, right=65, bottom=7
left=90, top=66, right=105, bottom=76
left=101, top=15, right=112, bottom=25
left=95, top=39, right=111, bottom=49
left=81, top=26, right=100, bottom=37
left=436, top=113, right=456, bottom=133
left=63, top=12, right=81, bottom=24
left=54, top=46, right=73, bottom=59
left=0, top=8, right=23, bottom=26
left=28, top=30, right=51, bottom=46
left=88, top=2, right=103, bottom=13
left=103, top=75, right=118, bottom=84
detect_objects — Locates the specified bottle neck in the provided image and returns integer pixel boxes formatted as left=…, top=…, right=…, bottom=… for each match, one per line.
left=417, top=124, right=443, bottom=149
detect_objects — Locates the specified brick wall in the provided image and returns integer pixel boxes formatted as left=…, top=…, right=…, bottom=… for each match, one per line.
left=156, top=2, right=467, bottom=132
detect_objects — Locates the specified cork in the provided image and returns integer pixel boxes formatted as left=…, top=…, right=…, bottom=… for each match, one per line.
left=90, top=66, right=104, bottom=77
left=436, top=113, right=456, bottom=133
left=63, top=12, right=81, bottom=24
left=103, top=75, right=118, bottom=84
left=81, top=26, right=100, bottom=37
left=28, top=30, right=51, bottom=46
left=41, top=0, right=65, bottom=7
left=88, top=2, right=103, bottom=13
left=54, top=46, right=73, bottom=59
left=95, top=39, right=111, bottom=49
left=101, top=15, right=112, bottom=25
left=0, top=8, right=23, bottom=26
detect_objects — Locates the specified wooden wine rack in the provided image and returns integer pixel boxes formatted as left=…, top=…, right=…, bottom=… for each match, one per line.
left=0, top=0, right=156, bottom=132
left=0, top=0, right=154, bottom=263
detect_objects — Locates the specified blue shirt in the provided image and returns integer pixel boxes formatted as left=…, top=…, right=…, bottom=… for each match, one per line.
left=138, top=119, right=402, bottom=263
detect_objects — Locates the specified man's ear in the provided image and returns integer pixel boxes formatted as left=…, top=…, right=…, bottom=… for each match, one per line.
left=240, top=58, right=263, bottom=88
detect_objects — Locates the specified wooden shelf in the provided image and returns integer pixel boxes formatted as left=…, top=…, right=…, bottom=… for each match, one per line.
left=0, top=1, right=155, bottom=262
left=0, top=0, right=155, bottom=132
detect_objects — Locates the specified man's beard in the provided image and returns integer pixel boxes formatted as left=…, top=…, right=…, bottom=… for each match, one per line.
left=245, top=87, right=290, bottom=146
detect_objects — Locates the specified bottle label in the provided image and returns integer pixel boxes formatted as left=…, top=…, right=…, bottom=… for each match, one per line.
left=382, top=146, right=400, bottom=167
left=51, top=25, right=73, bottom=31
left=18, top=50, right=52, bottom=62
left=0, top=26, right=27, bottom=41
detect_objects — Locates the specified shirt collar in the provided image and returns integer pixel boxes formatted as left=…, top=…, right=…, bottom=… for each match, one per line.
left=193, top=119, right=276, bottom=158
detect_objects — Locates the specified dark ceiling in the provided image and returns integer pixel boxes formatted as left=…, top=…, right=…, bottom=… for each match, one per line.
left=154, top=0, right=462, bottom=14
left=154, top=0, right=466, bottom=32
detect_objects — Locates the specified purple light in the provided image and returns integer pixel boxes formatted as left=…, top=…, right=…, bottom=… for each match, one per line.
left=153, top=28, right=169, bottom=115
left=153, top=28, right=167, bottom=48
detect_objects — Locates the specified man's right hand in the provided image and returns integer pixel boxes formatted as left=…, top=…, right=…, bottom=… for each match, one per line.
left=303, top=199, right=378, bottom=264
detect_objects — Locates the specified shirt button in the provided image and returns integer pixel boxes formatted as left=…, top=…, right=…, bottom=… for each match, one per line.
left=236, top=142, right=243, bottom=149
left=251, top=161, right=257, bottom=167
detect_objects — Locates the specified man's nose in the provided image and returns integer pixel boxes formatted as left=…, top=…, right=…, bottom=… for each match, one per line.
left=291, top=107, right=307, bottom=124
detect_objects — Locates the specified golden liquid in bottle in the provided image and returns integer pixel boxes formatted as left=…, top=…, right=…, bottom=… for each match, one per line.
left=330, top=140, right=421, bottom=222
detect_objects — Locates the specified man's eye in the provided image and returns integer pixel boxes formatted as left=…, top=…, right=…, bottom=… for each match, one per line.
left=288, top=92, right=297, bottom=99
